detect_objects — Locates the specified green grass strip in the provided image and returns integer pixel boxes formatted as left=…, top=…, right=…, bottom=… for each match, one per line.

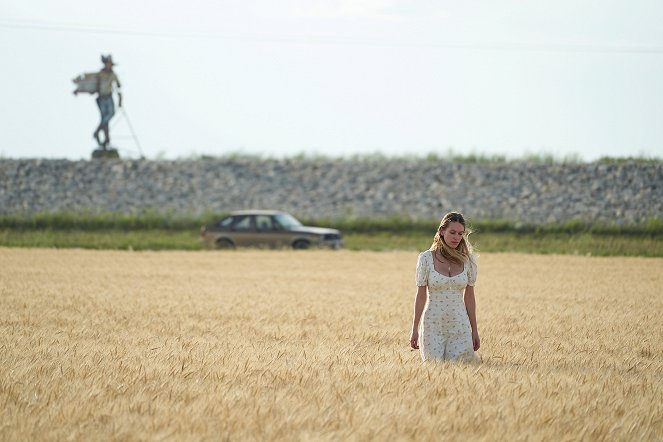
left=2, top=229, right=662, bottom=256
left=1, top=212, right=661, bottom=237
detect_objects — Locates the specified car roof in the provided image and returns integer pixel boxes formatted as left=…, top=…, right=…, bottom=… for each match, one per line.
left=229, top=210, right=288, bottom=216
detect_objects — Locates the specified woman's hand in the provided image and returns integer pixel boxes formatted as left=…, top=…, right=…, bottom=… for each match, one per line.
left=472, top=330, right=481, bottom=351
left=409, top=329, right=419, bottom=349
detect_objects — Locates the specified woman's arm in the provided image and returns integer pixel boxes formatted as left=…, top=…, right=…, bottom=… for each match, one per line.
left=409, top=286, right=427, bottom=349
left=464, top=285, right=480, bottom=351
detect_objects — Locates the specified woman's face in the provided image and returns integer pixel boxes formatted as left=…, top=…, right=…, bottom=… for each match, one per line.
left=440, top=221, right=465, bottom=249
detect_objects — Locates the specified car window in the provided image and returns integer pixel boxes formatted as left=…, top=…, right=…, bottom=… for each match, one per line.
left=232, top=215, right=253, bottom=231
left=274, top=213, right=303, bottom=229
left=255, top=215, right=273, bottom=231
left=217, top=217, right=233, bottom=228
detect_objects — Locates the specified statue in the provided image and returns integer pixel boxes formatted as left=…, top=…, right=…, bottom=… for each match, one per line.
left=73, top=55, right=123, bottom=159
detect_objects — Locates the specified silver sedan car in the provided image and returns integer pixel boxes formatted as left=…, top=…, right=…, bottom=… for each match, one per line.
left=200, top=210, right=343, bottom=249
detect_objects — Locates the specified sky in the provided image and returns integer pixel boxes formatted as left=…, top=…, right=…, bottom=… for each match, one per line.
left=1, top=0, right=662, bottom=161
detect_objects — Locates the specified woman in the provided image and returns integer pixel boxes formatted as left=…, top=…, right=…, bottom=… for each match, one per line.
left=409, top=212, right=480, bottom=362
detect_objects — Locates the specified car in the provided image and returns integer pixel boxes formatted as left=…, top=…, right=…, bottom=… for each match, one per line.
left=200, top=210, right=343, bottom=250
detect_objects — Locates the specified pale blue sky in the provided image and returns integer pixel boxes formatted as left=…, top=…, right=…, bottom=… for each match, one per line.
left=1, top=0, right=662, bottom=160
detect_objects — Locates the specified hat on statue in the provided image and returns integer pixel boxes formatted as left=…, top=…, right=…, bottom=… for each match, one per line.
left=101, top=55, right=116, bottom=66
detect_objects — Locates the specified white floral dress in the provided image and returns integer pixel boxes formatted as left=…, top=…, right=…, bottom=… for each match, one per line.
left=415, top=250, right=478, bottom=362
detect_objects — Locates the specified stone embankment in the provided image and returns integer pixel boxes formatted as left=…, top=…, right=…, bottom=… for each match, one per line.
left=1, top=159, right=661, bottom=224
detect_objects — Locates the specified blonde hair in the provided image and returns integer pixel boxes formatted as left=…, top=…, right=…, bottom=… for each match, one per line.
left=430, top=211, right=475, bottom=265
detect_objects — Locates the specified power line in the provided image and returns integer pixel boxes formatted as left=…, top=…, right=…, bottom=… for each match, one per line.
left=2, top=18, right=663, bottom=55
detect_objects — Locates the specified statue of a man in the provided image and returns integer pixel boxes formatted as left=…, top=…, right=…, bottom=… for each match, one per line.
left=92, top=55, right=123, bottom=148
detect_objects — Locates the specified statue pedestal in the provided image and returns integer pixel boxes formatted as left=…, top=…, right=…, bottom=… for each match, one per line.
left=92, top=148, right=120, bottom=159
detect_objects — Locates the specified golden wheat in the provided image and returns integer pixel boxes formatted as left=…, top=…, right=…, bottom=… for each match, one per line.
left=0, top=248, right=661, bottom=441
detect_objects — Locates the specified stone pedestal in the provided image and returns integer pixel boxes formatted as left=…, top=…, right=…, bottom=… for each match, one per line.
left=92, top=148, right=120, bottom=159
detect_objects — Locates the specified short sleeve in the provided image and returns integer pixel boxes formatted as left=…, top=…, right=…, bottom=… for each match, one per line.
left=415, top=252, right=429, bottom=286
left=466, top=257, right=478, bottom=286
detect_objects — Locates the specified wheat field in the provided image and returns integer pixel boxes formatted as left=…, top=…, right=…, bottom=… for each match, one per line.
left=1, top=247, right=661, bottom=441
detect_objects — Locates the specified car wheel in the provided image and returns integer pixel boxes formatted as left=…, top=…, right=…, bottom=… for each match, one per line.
left=216, top=238, right=235, bottom=249
left=292, top=239, right=311, bottom=250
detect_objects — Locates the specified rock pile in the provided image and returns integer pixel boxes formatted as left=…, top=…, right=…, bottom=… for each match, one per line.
left=1, top=159, right=661, bottom=224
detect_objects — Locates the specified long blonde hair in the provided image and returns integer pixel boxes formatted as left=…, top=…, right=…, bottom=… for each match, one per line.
left=430, top=211, right=475, bottom=265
